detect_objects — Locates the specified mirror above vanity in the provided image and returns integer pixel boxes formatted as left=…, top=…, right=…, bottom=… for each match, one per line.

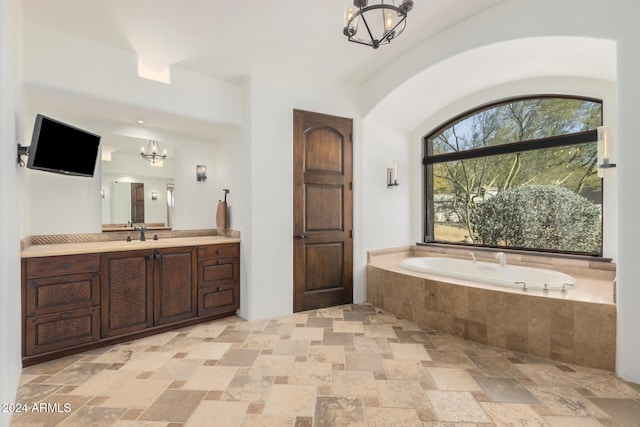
left=101, top=135, right=175, bottom=232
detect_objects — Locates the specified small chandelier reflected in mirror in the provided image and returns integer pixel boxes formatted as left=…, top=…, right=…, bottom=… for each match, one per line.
left=140, top=140, right=167, bottom=164
left=343, top=0, right=414, bottom=49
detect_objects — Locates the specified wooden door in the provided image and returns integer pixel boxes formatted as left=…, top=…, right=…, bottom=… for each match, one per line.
left=131, top=182, right=145, bottom=223
left=101, top=250, right=154, bottom=337
left=154, top=246, right=197, bottom=325
left=293, top=110, right=353, bottom=312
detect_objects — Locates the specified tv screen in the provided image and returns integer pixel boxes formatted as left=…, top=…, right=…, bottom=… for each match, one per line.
left=27, top=114, right=101, bottom=177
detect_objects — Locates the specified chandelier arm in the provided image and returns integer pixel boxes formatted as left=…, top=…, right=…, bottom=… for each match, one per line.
left=357, top=7, right=378, bottom=47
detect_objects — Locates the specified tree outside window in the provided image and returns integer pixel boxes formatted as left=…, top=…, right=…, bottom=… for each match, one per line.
left=424, top=96, right=603, bottom=256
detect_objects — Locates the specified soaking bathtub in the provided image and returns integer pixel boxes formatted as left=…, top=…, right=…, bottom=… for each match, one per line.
left=400, top=256, right=575, bottom=291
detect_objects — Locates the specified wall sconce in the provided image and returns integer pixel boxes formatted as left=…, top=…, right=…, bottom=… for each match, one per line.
left=196, top=164, right=207, bottom=182
left=597, top=126, right=616, bottom=177
left=151, top=191, right=158, bottom=200
left=387, top=161, right=399, bottom=188
left=101, top=189, right=105, bottom=199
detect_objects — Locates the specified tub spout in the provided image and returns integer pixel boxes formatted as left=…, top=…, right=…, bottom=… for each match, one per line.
left=495, top=252, right=506, bottom=267
left=468, top=252, right=477, bottom=263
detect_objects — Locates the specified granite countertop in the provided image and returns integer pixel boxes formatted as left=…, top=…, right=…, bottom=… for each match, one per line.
left=21, top=236, right=240, bottom=258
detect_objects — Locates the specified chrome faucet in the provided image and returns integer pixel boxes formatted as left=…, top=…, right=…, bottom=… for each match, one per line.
left=468, top=251, right=477, bottom=263
left=495, top=252, right=506, bottom=267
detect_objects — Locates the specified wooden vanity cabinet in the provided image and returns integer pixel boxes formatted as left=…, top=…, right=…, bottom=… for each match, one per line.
left=101, top=246, right=197, bottom=337
left=22, top=241, right=238, bottom=366
left=23, top=254, right=101, bottom=356
left=197, top=243, right=240, bottom=316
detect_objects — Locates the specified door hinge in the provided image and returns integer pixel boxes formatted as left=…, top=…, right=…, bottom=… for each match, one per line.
left=349, top=230, right=353, bottom=239
left=349, top=182, right=353, bottom=190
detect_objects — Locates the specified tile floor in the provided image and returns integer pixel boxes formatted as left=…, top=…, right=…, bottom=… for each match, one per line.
left=11, top=304, right=640, bottom=426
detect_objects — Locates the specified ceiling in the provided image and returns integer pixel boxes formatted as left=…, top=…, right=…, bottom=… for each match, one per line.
left=21, top=0, right=504, bottom=85
left=21, top=0, right=506, bottom=155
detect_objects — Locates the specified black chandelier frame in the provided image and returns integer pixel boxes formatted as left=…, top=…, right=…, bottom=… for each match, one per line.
left=343, top=0, right=414, bottom=49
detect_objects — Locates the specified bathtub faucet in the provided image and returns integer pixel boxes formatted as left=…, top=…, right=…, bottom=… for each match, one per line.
left=495, top=252, right=506, bottom=267
left=468, top=252, right=477, bottom=263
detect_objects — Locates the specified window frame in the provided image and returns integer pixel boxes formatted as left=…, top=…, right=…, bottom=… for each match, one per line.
left=422, top=95, right=604, bottom=256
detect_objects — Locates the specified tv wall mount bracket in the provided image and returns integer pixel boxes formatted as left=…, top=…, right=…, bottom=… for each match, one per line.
left=17, top=144, right=30, bottom=167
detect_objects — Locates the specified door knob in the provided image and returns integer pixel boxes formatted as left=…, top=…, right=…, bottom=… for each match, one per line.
left=295, top=234, right=307, bottom=240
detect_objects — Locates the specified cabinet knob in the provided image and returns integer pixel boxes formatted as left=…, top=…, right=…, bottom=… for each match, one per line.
left=61, top=312, right=70, bottom=319
left=217, top=249, right=222, bottom=255
left=62, top=263, right=70, bottom=269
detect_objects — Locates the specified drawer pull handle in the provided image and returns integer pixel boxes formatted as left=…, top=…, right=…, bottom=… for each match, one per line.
left=217, top=250, right=222, bottom=255
left=62, top=263, right=70, bottom=269
left=217, top=287, right=221, bottom=291
left=61, top=312, right=70, bottom=319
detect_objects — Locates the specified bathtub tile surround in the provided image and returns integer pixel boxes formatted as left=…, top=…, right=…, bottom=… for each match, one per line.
left=11, top=304, right=640, bottom=426
left=367, top=246, right=617, bottom=371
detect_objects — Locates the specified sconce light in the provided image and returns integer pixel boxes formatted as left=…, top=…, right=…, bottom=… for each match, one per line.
left=597, top=126, right=616, bottom=177
left=196, top=164, right=207, bottom=182
left=387, top=161, right=399, bottom=188
left=151, top=191, right=158, bottom=201
left=101, top=189, right=105, bottom=199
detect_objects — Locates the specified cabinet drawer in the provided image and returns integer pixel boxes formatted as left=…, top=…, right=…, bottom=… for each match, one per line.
left=26, top=272, right=100, bottom=316
left=25, top=307, right=100, bottom=356
left=26, top=254, right=100, bottom=279
left=198, top=244, right=238, bottom=261
left=198, top=284, right=239, bottom=317
left=198, top=258, right=239, bottom=288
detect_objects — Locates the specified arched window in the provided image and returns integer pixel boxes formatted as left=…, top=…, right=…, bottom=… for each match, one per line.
left=423, top=96, right=603, bottom=256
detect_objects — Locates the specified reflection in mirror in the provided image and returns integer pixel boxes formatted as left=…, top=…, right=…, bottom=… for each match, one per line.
left=102, top=145, right=174, bottom=231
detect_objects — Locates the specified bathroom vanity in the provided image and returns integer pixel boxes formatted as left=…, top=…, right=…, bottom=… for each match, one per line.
left=20, top=236, right=240, bottom=366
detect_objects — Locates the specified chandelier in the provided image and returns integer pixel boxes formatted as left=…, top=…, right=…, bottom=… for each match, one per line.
left=343, top=0, right=414, bottom=49
left=140, top=140, right=167, bottom=164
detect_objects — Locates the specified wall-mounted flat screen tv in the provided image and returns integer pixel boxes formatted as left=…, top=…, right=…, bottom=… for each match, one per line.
left=27, top=114, right=101, bottom=177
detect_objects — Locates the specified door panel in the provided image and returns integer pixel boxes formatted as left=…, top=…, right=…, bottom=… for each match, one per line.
left=293, top=109, right=353, bottom=312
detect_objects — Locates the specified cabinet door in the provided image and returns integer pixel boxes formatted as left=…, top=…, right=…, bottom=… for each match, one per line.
left=154, top=246, right=197, bottom=325
left=101, top=250, right=154, bottom=337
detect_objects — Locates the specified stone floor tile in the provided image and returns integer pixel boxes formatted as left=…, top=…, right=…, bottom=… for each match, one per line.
left=263, top=384, right=317, bottom=416
left=332, top=370, right=378, bottom=397
left=216, top=349, right=261, bottom=367
left=288, top=362, right=332, bottom=385
left=184, top=400, right=248, bottom=427
left=389, top=343, right=432, bottom=361
left=475, top=376, right=540, bottom=403
left=377, top=380, right=430, bottom=408
left=428, top=367, right=483, bottom=391
left=589, top=397, right=640, bottom=426
left=139, top=390, right=207, bottom=422
left=426, top=390, right=491, bottom=423
left=314, top=396, right=366, bottom=427
left=366, top=407, right=423, bottom=426
left=182, top=365, right=238, bottom=390
left=345, top=352, right=384, bottom=372
left=481, top=402, right=547, bottom=426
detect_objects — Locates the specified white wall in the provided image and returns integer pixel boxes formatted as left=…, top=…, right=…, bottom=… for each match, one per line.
left=237, top=74, right=362, bottom=320
left=0, top=0, right=23, bottom=425
left=362, top=120, right=412, bottom=251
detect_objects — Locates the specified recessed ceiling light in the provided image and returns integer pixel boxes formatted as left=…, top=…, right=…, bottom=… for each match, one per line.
left=138, top=120, right=145, bottom=124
